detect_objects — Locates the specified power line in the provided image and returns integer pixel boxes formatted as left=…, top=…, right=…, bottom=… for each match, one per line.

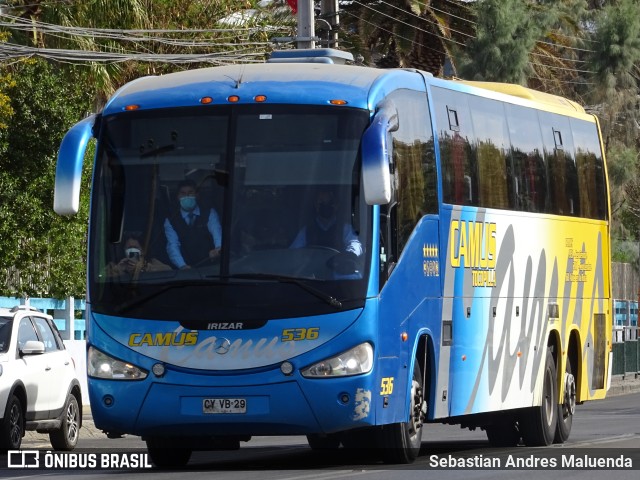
left=377, top=1, right=475, bottom=40
left=342, top=9, right=452, bottom=60
left=351, top=0, right=467, bottom=48
left=0, top=40, right=272, bottom=64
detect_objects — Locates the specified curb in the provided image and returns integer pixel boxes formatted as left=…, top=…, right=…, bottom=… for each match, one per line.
left=608, top=374, right=640, bottom=397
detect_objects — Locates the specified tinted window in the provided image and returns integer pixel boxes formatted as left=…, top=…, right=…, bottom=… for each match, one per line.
left=468, top=96, right=510, bottom=210
left=433, top=87, right=477, bottom=206
left=90, top=105, right=373, bottom=323
left=0, top=317, right=12, bottom=353
left=539, top=112, right=580, bottom=216
left=388, top=89, right=436, bottom=254
left=505, top=104, right=547, bottom=213
left=571, top=119, right=608, bottom=220
left=433, top=87, right=605, bottom=219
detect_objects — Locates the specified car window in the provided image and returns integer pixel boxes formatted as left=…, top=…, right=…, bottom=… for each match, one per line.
left=32, top=316, right=61, bottom=352
left=0, top=317, right=12, bottom=353
left=17, top=318, right=39, bottom=350
left=48, top=319, right=66, bottom=349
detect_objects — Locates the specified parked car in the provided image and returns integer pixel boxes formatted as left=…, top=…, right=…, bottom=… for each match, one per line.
left=0, top=305, right=82, bottom=450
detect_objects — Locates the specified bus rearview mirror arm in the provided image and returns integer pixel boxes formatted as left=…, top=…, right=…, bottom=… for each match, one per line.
left=362, top=103, right=398, bottom=205
left=54, top=114, right=97, bottom=215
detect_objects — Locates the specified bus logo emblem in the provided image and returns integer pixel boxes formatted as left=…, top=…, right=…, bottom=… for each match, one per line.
left=214, top=338, right=232, bottom=355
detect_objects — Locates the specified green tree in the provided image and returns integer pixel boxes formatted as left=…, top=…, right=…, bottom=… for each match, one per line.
left=586, top=0, right=640, bottom=150
left=345, top=0, right=474, bottom=75
left=527, top=0, right=589, bottom=97
left=458, top=0, right=555, bottom=84
left=585, top=0, right=640, bottom=267
left=0, top=59, right=93, bottom=297
left=26, top=0, right=150, bottom=106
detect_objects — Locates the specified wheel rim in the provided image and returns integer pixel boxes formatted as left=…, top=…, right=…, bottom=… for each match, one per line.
left=563, top=372, right=576, bottom=418
left=65, top=401, right=79, bottom=444
left=409, top=378, right=426, bottom=441
left=9, top=403, right=22, bottom=447
left=543, top=365, right=554, bottom=427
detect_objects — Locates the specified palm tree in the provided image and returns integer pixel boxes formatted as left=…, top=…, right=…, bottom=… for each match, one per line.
left=3, top=0, right=150, bottom=107
left=343, top=0, right=475, bottom=76
left=1, top=1, right=295, bottom=107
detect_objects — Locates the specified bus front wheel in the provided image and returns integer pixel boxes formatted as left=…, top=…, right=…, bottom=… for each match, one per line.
left=379, top=362, right=426, bottom=464
left=306, top=433, right=341, bottom=450
left=146, top=439, right=192, bottom=469
left=521, top=348, right=557, bottom=446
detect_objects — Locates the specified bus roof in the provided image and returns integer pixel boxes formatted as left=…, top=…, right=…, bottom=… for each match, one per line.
left=102, top=61, right=590, bottom=120
left=453, top=80, right=587, bottom=115
left=103, top=63, right=423, bottom=114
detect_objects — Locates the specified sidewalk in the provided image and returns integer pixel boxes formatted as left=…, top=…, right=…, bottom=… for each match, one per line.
left=24, top=374, right=640, bottom=445
left=608, top=373, right=640, bottom=397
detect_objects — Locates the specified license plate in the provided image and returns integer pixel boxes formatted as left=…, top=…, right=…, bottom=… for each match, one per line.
left=202, top=398, right=247, bottom=414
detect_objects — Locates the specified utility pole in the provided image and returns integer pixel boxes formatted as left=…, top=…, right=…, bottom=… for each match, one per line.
left=297, top=0, right=315, bottom=49
left=320, top=0, right=339, bottom=48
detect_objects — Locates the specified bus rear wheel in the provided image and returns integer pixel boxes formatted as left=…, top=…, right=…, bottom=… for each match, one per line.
left=554, top=355, right=575, bottom=443
left=379, top=362, right=426, bottom=464
left=521, top=348, right=557, bottom=446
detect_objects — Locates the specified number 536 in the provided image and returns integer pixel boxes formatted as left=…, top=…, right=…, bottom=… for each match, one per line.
left=281, top=327, right=319, bottom=342
left=380, top=377, right=394, bottom=395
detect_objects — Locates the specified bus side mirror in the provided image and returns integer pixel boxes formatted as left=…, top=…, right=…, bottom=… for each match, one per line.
left=54, top=115, right=97, bottom=215
left=362, top=104, right=398, bottom=205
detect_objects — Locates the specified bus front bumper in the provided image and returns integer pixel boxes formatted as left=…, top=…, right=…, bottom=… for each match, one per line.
left=88, top=374, right=377, bottom=438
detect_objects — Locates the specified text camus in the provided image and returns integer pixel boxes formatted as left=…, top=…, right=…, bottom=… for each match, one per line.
left=450, top=220, right=497, bottom=288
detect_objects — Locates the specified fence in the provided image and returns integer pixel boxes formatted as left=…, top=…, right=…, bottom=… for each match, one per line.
left=612, top=299, right=640, bottom=377
left=0, top=296, right=86, bottom=340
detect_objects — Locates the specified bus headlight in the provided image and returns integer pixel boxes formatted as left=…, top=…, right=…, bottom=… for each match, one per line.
left=88, top=346, right=148, bottom=380
left=301, top=343, right=373, bottom=378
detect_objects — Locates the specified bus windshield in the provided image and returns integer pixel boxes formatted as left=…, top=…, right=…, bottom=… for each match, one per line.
left=89, top=105, right=372, bottom=325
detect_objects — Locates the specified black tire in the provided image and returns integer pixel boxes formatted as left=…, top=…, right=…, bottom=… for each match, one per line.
left=306, top=433, right=341, bottom=450
left=146, top=440, right=192, bottom=469
left=49, top=394, right=80, bottom=451
left=0, top=394, right=24, bottom=450
left=521, top=348, right=557, bottom=446
left=554, top=354, right=575, bottom=443
left=485, top=418, right=520, bottom=447
left=379, top=362, right=426, bottom=464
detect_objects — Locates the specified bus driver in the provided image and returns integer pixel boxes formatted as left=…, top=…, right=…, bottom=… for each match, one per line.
left=164, top=180, right=222, bottom=269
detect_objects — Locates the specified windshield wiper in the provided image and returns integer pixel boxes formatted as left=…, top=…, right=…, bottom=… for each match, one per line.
left=114, top=273, right=343, bottom=315
left=140, top=143, right=176, bottom=159
left=228, top=273, right=343, bottom=309
left=114, top=279, right=228, bottom=315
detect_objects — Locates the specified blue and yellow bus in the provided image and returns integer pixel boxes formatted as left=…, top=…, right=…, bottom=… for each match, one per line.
left=54, top=49, right=612, bottom=466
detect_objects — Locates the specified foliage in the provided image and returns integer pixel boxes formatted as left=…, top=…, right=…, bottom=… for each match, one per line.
left=343, top=0, right=474, bottom=74
left=458, top=0, right=555, bottom=84
left=583, top=0, right=640, bottom=263
left=0, top=59, right=93, bottom=297
left=586, top=0, right=640, bottom=150
left=611, top=238, right=638, bottom=265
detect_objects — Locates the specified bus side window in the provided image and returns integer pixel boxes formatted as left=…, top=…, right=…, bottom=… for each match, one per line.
left=505, top=103, right=547, bottom=213
left=539, top=112, right=580, bottom=216
left=381, top=89, right=436, bottom=269
left=570, top=118, right=607, bottom=220
left=468, top=96, right=510, bottom=210
left=432, top=87, right=477, bottom=207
